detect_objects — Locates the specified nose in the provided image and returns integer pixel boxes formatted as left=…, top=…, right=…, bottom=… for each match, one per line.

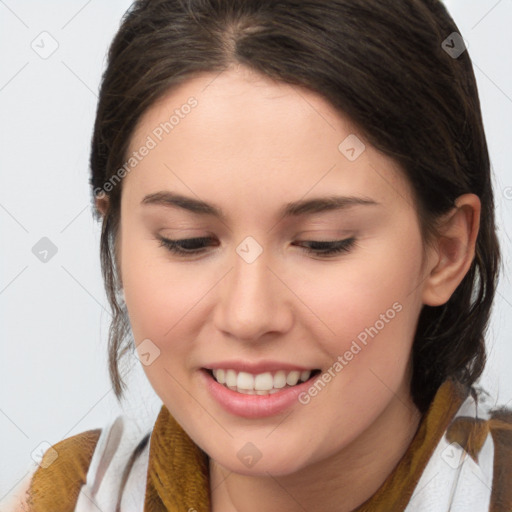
left=214, top=240, right=293, bottom=343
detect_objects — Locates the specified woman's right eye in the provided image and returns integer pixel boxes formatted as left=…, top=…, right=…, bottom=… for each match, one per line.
left=158, top=236, right=213, bottom=255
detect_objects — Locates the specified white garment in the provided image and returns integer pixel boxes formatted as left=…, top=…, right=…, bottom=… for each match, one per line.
left=403, top=387, right=495, bottom=512
left=74, top=387, right=498, bottom=512
left=74, top=415, right=151, bottom=511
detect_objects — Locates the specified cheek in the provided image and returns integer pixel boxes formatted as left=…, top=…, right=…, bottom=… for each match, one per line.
left=120, top=228, right=224, bottom=390
left=121, top=215, right=422, bottom=381
left=120, top=235, right=206, bottom=408
left=298, top=231, right=423, bottom=370
left=121, top=223, right=196, bottom=329
left=120, top=227, right=192, bottom=354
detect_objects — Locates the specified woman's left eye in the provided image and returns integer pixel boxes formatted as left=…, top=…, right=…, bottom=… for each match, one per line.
left=157, top=236, right=357, bottom=258
left=294, top=237, right=357, bottom=256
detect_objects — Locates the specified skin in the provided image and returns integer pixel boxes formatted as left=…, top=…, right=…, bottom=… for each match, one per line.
left=96, top=64, right=480, bottom=512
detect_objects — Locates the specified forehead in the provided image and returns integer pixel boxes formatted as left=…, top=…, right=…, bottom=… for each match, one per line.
left=129, top=66, right=357, bottom=153
left=123, top=66, right=414, bottom=216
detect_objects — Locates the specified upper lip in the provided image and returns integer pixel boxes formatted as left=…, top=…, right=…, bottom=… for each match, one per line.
left=203, top=360, right=319, bottom=374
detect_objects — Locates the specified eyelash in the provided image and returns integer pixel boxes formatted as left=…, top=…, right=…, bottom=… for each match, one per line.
left=157, top=236, right=357, bottom=258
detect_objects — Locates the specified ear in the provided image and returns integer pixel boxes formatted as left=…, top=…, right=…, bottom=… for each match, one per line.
left=421, top=193, right=481, bottom=307
left=95, top=195, right=110, bottom=217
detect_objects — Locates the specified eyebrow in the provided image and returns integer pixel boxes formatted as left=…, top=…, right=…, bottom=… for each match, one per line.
left=140, top=191, right=380, bottom=221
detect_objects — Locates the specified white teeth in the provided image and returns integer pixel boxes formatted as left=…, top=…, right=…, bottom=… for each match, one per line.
left=286, top=371, right=300, bottom=386
left=237, top=371, right=254, bottom=389
left=225, top=369, right=237, bottom=387
left=300, top=370, right=311, bottom=382
left=273, top=370, right=287, bottom=389
left=215, top=368, right=226, bottom=384
left=254, top=372, right=273, bottom=391
left=211, top=368, right=315, bottom=393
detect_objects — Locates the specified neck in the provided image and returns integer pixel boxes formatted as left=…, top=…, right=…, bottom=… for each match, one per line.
left=209, top=385, right=422, bottom=512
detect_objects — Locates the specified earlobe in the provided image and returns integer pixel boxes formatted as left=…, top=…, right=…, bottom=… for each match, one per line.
left=95, top=195, right=110, bottom=217
left=421, top=194, right=481, bottom=307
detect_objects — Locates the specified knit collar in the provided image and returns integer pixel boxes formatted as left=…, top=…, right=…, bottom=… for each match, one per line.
left=144, top=407, right=211, bottom=511
left=144, top=378, right=469, bottom=511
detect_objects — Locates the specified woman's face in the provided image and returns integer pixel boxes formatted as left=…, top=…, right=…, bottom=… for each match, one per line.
left=117, top=65, right=433, bottom=475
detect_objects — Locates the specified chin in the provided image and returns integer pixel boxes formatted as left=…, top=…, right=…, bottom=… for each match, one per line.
left=213, top=450, right=311, bottom=477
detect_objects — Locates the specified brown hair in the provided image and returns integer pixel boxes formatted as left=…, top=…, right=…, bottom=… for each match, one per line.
left=89, top=0, right=501, bottom=413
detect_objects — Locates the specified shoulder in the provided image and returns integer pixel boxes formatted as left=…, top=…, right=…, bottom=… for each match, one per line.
left=3, top=428, right=102, bottom=512
left=13, top=412, right=151, bottom=512
left=448, top=383, right=512, bottom=459
left=403, top=381, right=512, bottom=511
left=447, top=384, right=512, bottom=507
left=474, top=389, right=512, bottom=509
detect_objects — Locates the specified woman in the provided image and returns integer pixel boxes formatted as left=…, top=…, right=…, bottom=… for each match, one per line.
left=9, top=0, right=512, bottom=510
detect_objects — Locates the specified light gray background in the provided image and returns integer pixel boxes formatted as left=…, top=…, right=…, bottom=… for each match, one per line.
left=1, top=0, right=511, bottom=500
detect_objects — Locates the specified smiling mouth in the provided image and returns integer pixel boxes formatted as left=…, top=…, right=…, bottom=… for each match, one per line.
left=204, top=368, right=322, bottom=395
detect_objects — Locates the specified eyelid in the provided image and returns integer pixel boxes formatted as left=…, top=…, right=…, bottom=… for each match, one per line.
left=156, top=235, right=357, bottom=258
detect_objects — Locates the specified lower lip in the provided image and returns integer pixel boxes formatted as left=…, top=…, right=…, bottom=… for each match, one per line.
left=200, top=369, right=317, bottom=419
